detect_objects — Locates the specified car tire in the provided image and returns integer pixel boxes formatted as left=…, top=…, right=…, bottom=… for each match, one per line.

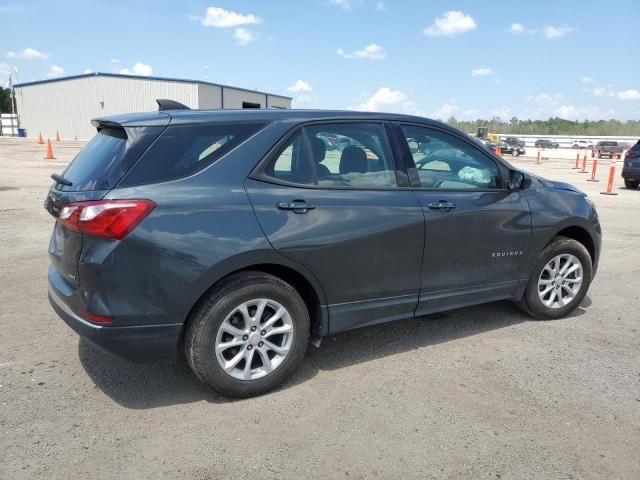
left=517, top=236, right=592, bottom=320
left=624, top=179, right=639, bottom=189
left=185, top=271, right=310, bottom=398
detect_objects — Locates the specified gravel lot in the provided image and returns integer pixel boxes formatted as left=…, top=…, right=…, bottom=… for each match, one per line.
left=1, top=137, right=639, bottom=479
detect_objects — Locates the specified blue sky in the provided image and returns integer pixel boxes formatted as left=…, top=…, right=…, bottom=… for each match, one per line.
left=2, top=0, right=639, bottom=120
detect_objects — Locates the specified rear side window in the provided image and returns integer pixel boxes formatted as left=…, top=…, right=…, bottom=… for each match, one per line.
left=59, top=126, right=162, bottom=191
left=120, top=123, right=264, bottom=186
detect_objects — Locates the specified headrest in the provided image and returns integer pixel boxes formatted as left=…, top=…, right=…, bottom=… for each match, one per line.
left=310, top=136, right=326, bottom=163
left=339, top=146, right=367, bottom=174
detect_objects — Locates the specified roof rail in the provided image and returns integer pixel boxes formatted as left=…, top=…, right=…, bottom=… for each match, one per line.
left=156, top=99, right=191, bottom=111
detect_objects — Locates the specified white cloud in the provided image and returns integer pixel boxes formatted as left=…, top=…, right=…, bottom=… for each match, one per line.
left=0, top=62, right=12, bottom=87
left=507, top=23, right=525, bottom=34
left=110, top=58, right=120, bottom=64
left=543, top=25, right=575, bottom=39
left=375, top=1, right=385, bottom=11
left=424, top=11, right=476, bottom=37
left=432, top=103, right=459, bottom=119
left=351, top=87, right=422, bottom=115
left=328, top=0, right=352, bottom=9
left=83, top=68, right=93, bottom=74
left=471, top=67, right=493, bottom=77
left=233, top=28, right=255, bottom=45
left=555, top=105, right=583, bottom=119
left=491, top=106, right=512, bottom=120
left=590, top=87, right=607, bottom=97
left=47, top=65, right=65, bottom=78
left=119, top=61, right=152, bottom=76
left=461, top=109, right=480, bottom=119
left=292, top=94, right=320, bottom=108
left=616, top=89, right=640, bottom=100
left=287, top=80, right=312, bottom=93
left=337, top=43, right=386, bottom=60
left=199, top=6, right=261, bottom=27
left=581, top=76, right=594, bottom=84
left=6, top=47, right=48, bottom=60
left=527, top=93, right=564, bottom=106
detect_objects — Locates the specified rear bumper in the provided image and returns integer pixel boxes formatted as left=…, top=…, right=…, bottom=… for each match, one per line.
left=49, top=286, right=183, bottom=363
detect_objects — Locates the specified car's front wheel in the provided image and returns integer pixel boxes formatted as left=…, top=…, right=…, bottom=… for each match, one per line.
left=517, top=237, right=592, bottom=320
left=624, top=179, right=639, bottom=189
left=185, top=271, right=310, bottom=398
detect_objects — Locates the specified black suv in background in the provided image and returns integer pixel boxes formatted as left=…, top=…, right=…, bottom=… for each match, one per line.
left=622, top=140, right=640, bottom=189
left=534, top=139, right=560, bottom=149
left=46, top=106, right=601, bottom=397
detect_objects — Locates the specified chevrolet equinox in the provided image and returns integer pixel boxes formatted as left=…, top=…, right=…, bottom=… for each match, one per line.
left=47, top=103, right=602, bottom=398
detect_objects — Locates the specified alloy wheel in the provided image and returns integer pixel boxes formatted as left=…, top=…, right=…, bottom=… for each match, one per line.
left=537, top=254, right=584, bottom=309
left=215, top=299, right=294, bottom=381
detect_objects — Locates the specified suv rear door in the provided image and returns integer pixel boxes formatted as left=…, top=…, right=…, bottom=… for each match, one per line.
left=392, top=123, right=532, bottom=315
left=246, top=121, right=425, bottom=334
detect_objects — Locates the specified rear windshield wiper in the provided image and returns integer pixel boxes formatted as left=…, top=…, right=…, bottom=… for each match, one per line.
left=51, top=173, right=73, bottom=186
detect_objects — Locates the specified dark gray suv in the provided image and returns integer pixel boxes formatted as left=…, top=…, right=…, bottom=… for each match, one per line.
left=47, top=106, right=601, bottom=398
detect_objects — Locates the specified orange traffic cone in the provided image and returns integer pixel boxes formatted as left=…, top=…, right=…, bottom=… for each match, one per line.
left=37, top=132, right=44, bottom=144
left=44, top=139, right=56, bottom=159
left=55, top=131, right=61, bottom=142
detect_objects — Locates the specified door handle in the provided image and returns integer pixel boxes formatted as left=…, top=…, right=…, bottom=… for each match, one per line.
left=277, top=200, right=316, bottom=214
left=427, top=201, right=456, bottom=211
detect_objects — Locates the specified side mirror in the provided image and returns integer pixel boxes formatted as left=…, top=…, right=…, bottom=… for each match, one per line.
left=508, top=170, right=528, bottom=190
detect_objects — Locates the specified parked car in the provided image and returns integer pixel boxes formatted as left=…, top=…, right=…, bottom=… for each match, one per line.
left=571, top=140, right=594, bottom=149
left=504, top=136, right=526, bottom=148
left=534, top=139, right=560, bottom=149
left=621, top=140, right=640, bottom=189
left=485, top=140, right=525, bottom=156
left=46, top=105, right=601, bottom=398
left=592, top=141, right=624, bottom=159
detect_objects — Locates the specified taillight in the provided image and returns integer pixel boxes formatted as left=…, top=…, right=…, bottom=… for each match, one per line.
left=57, top=199, right=156, bottom=240
left=79, top=310, right=113, bottom=324
left=626, top=149, right=639, bottom=158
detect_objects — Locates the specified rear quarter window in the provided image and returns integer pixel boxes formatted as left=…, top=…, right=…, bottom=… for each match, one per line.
left=119, top=122, right=265, bottom=187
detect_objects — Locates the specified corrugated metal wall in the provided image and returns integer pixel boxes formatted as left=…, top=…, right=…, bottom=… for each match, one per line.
left=223, top=88, right=266, bottom=109
left=14, top=75, right=291, bottom=140
left=15, top=76, right=199, bottom=139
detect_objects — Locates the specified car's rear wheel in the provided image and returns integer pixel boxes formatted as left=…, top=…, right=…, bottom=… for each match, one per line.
left=185, top=271, right=310, bottom=398
left=624, top=179, right=639, bottom=189
left=517, top=237, right=592, bottom=320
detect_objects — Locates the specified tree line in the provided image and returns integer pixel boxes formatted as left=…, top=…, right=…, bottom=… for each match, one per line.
left=447, top=116, right=640, bottom=137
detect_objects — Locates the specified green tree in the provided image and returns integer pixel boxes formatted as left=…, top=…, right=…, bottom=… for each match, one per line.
left=0, top=88, right=14, bottom=113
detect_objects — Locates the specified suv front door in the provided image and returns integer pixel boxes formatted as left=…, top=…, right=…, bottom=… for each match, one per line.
left=394, top=123, right=532, bottom=316
left=246, top=122, right=424, bottom=334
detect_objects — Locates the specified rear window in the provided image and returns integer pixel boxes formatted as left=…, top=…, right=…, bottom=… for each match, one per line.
left=119, top=123, right=264, bottom=186
left=600, top=141, right=618, bottom=146
left=59, top=126, right=162, bottom=191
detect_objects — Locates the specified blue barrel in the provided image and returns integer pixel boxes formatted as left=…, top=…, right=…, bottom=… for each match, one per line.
left=17, top=128, right=26, bottom=137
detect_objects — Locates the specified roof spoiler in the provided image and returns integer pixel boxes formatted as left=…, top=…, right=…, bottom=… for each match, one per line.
left=156, top=99, right=190, bottom=111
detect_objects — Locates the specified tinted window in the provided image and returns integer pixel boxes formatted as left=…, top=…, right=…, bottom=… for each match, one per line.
left=401, top=125, right=501, bottom=190
left=59, top=126, right=162, bottom=191
left=265, top=123, right=397, bottom=188
left=120, top=123, right=264, bottom=186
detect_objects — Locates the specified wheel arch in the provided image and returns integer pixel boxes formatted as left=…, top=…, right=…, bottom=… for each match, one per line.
left=548, top=224, right=596, bottom=265
left=184, top=252, right=329, bottom=339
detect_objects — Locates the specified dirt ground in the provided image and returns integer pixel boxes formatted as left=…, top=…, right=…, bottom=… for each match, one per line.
left=1, top=137, right=639, bottom=479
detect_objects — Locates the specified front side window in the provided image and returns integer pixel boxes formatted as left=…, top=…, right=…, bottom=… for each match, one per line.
left=400, top=125, right=501, bottom=190
left=265, top=122, right=397, bottom=188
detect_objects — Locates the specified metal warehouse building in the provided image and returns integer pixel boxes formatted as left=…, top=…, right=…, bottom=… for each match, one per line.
left=13, top=72, right=292, bottom=140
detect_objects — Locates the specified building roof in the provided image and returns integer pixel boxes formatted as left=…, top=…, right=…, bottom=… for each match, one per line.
left=13, top=71, right=292, bottom=100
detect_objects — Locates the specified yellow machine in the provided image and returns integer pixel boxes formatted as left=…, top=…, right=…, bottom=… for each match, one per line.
left=476, top=127, right=500, bottom=142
